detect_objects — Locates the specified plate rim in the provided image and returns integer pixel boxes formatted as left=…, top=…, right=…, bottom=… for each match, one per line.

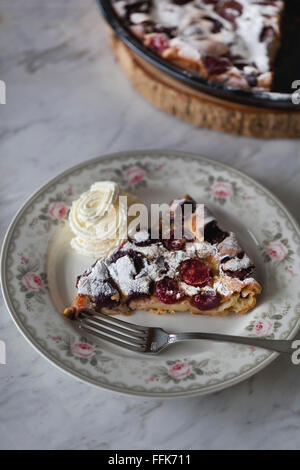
left=1, top=149, right=300, bottom=398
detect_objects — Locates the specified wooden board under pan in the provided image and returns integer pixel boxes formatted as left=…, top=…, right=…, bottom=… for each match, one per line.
left=109, top=30, right=300, bottom=139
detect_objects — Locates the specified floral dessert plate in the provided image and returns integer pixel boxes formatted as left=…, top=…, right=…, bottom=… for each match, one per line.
left=1, top=150, right=300, bottom=398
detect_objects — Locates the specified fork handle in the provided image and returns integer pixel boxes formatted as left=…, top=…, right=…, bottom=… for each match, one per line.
left=168, top=332, right=296, bottom=355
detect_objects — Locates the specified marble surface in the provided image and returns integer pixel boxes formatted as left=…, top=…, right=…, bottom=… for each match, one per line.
left=1, top=0, right=300, bottom=451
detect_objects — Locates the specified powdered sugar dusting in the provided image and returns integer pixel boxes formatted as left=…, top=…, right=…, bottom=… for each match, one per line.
left=108, top=255, right=151, bottom=296
left=222, top=253, right=252, bottom=272
left=213, top=279, right=234, bottom=297
left=76, top=202, right=259, bottom=304
left=193, top=241, right=216, bottom=258
left=77, top=261, right=118, bottom=298
left=180, top=282, right=200, bottom=296
left=131, top=230, right=150, bottom=243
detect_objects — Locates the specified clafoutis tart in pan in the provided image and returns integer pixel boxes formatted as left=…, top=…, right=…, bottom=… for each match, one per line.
left=112, top=0, right=284, bottom=92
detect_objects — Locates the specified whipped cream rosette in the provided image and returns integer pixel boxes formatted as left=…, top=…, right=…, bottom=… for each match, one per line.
left=69, top=181, right=139, bottom=258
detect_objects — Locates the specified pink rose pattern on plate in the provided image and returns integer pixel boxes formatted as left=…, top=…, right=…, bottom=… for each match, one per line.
left=266, top=241, right=288, bottom=261
left=48, top=332, right=222, bottom=378
left=148, top=359, right=219, bottom=384
left=246, top=305, right=290, bottom=339
left=29, top=192, right=72, bottom=230
left=211, top=181, right=233, bottom=199
left=50, top=334, right=112, bottom=368
left=99, top=161, right=165, bottom=190
left=71, top=342, right=95, bottom=359
left=23, top=272, right=44, bottom=291
left=169, top=362, right=191, bottom=379
left=46, top=330, right=224, bottom=379
left=124, top=167, right=146, bottom=186
left=16, top=255, right=47, bottom=310
left=195, top=174, right=248, bottom=205
left=48, top=201, right=68, bottom=220
left=254, top=319, right=274, bottom=337
left=261, top=229, right=293, bottom=266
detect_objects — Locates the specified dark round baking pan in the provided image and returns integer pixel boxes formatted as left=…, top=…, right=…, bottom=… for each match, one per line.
left=97, top=0, right=300, bottom=111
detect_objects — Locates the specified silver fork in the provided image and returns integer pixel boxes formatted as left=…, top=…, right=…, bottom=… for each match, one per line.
left=76, top=309, right=297, bottom=356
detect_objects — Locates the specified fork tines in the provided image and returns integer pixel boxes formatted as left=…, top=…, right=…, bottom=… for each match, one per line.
left=77, top=309, right=148, bottom=353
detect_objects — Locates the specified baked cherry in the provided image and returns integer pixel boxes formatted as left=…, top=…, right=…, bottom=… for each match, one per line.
left=180, top=259, right=212, bottom=287
left=154, top=277, right=182, bottom=304
left=191, top=292, right=221, bottom=311
left=203, top=56, right=231, bottom=75
left=148, top=33, right=170, bottom=55
left=204, top=221, right=228, bottom=244
left=96, top=287, right=120, bottom=309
